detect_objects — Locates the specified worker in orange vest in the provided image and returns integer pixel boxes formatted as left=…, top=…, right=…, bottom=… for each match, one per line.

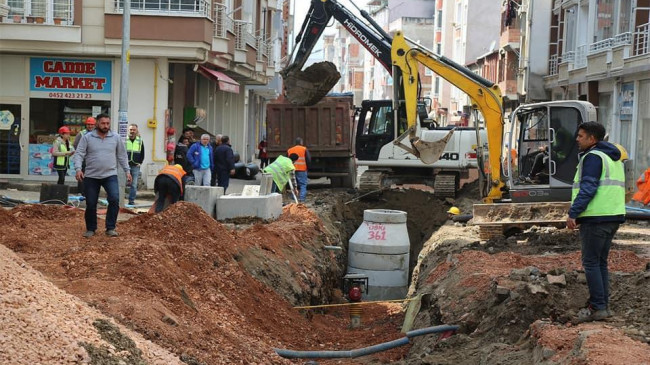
left=287, top=137, right=311, bottom=203
left=632, top=168, right=650, bottom=206
left=153, top=164, right=186, bottom=213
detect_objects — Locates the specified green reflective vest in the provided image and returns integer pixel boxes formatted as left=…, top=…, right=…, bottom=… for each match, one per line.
left=126, top=136, right=143, bottom=163
left=54, top=139, right=69, bottom=170
left=571, top=149, right=625, bottom=218
left=263, top=155, right=295, bottom=191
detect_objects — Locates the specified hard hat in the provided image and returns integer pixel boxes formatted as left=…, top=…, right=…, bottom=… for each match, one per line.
left=85, top=117, right=96, bottom=125
left=447, top=206, right=460, bottom=215
left=174, top=164, right=184, bottom=171
left=58, top=126, right=71, bottom=135
left=613, top=143, right=628, bottom=161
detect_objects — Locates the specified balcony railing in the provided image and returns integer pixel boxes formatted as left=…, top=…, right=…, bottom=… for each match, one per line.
left=549, top=54, right=559, bottom=76
left=5, top=0, right=73, bottom=25
left=588, top=38, right=613, bottom=54
left=574, top=45, right=587, bottom=68
left=633, top=22, right=649, bottom=57
left=114, top=0, right=211, bottom=18
left=256, top=37, right=266, bottom=62
left=233, top=20, right=248, bottom=50
left=560, top=51, right=575, bottom=63
left=266, top=41, right=275, bottom=67
left=213, top=3, right=226, bottom=38
left=613, top=32, right=633, bottom=47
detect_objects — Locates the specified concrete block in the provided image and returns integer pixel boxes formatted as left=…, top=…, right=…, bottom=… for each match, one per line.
left=241, top=185, right=260, bottom=196
left=216, top=193, right=282, bottom=220
left=259, top=174, right=273, bottom=195
left=184, top=186, right=223, bottom=218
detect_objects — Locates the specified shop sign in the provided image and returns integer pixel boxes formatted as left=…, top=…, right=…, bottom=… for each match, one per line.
left=619, top=82, right=634, bottom=121
left=29, top=58, right=112, bottom=101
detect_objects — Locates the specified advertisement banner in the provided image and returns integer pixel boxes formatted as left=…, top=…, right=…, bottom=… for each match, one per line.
left=29, top=58, right=112, bottom=101
left=619, top=82, right=634, bottom=121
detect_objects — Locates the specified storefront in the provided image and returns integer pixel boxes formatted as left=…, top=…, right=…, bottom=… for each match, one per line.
left=27, top=57, right=112, bottom=178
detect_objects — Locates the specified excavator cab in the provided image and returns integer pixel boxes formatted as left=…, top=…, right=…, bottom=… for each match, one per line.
left=506, top=101, right=595, bottom=202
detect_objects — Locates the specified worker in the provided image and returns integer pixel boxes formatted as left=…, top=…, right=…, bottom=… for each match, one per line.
left=447, top=206, right=460, bottom=220
left=125, top=124, right=145, bottom=206
left=287, top=137, right=311, bottom=203
left=154, top=164, right=186, bottom=213
left=263, top=154, right=299, bottom=201
left=567, top=122, right=626, bottom=323
left=632, top=167, right=650, bottom=205
left=52, top=126, right=75, bottom=185
left=74, top=116, right=96, bottom=196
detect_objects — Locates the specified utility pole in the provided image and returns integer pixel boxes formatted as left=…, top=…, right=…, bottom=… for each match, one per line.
left=118, top=0, right=131, bottom=207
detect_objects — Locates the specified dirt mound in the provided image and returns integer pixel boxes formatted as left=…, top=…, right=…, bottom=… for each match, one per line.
left=1, top=202, right=409, bottom=364
left=0, top=244, right=183, bottom=365
left=401, top=223, right=650, bottom=364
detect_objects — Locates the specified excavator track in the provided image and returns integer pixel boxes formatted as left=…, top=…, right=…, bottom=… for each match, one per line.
left=359, top=170, right=388, bottom=191
left=433, top=174, right=457, bottom=198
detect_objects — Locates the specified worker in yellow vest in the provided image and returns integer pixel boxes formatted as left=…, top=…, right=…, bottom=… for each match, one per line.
left=153, top=164, right=186, bottom=213
left=263, top=154, right=299, bottom=200
left=52, top=126, right=75, bottom=185
left=287, top=137, right=311, bottom=202
left=567, top=122, right=625, bottom=323
left=126, top=124, right=145, bottom=205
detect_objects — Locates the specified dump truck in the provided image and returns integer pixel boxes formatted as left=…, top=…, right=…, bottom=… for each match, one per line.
left=265, top=94, right=357, bottom=188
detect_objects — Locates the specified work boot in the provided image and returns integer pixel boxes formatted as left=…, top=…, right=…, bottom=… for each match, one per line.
left=105, top=229, right=119, bottom=237
left=83, top=230, right=95, bottom=238
left=574, top=305, right=610, bottom=324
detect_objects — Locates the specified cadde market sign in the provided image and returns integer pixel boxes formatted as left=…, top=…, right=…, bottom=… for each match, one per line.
left=30, top=58, right=112, bottom=101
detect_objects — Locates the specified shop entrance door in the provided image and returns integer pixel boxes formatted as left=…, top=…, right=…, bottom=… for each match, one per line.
left=0, top=104, right=22, bottom=175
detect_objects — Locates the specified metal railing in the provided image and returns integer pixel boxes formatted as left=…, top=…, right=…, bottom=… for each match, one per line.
left=114, top=0, right=211, bottom=18
left=574, top=45, right=587, bottom=68
left=233, top=20, right=248, bottom=50
left=213, top=3, right=227, bottom=38
left=548, top=54, right=559, bottom=76
left=560, top=51, right=575, bottom=63
left=588, top=38, right=612, bottom=54
left=267, top=41, right=275, bottom=67
left=256, top=37, right=266, bottom=62
left=613, top=32, right=633, bottom=47
left=6, top=0, right=73, bottom=25
left=633, top=22, right=649, bottom=56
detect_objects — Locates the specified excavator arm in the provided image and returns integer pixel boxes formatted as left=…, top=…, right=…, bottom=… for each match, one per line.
left=391, top=31, right=505, bottom=202
left=282, top=0, right=393, bottom=105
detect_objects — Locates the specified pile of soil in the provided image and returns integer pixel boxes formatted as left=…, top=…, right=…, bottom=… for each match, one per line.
left=0, top=203, right=408, bottom=364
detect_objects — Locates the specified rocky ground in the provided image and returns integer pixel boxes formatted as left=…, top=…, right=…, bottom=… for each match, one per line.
left=1, top=181, right=649, bottom=364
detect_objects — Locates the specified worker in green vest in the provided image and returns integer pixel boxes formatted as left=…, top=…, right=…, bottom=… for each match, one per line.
left=126, top=124, right=145, bottom=205
left=52, top=126, right=75, bottom=185
left=567, top=121, right=626, bottom=323
left=263, top=154, right=299, bottom=200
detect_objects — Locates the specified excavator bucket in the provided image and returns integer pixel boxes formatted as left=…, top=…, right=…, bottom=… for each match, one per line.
left=282, top=61, right=341, bottom=106
left=412, top=129, right=455, bottom=164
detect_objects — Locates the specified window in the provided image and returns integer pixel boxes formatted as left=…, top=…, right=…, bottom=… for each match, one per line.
left=115, top=0, right=210, bottom=17
left=564, top=6, right=577, bottom=53
left=616, top=0, right=631, bottom=34
left=594, top=0, right=614, bottom=42
left=597, top=93, right=612, bottom=133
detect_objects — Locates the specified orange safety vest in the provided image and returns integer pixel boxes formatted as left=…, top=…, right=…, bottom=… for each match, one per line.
left=287, top=145, right=308, bottom=171
left=632, top=168, right=650, bottom=205
left=158, top=165, right=186, bottom=194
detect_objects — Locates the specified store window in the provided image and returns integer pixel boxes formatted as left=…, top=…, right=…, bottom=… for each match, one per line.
left=28, top=57, right=112, bottom=176
left=635, top=80, right=650, bottom=178
left=0, top=105, right=22, bottom=175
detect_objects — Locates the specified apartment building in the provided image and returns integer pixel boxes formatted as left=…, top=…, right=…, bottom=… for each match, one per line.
left=0, top=0, right=281, bottom=186
left=544, top=0, right=650, bottom=178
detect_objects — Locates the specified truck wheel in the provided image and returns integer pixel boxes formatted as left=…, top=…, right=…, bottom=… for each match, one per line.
left=340, top=158, right=357, bottom=189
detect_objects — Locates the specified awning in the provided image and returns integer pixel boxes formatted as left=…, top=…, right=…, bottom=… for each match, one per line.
left=197, top=65, right=240, bottom=94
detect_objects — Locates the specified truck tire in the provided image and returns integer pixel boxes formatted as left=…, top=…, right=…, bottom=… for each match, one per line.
left=340, top=158, right=357, bottom=189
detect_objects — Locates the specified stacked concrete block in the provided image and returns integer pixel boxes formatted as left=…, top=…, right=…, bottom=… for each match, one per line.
left=216, top=193, right=283, bottom=220
left=184, top=186, right=224, bottom=218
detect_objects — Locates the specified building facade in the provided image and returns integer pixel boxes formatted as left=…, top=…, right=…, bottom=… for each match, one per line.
left=0, top=0, right=282, bottom=186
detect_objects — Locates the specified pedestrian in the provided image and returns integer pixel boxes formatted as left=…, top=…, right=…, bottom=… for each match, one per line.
left=52, top=126, right=75, bottom=185
left=210, top=133, right=222, bottom=186
left=73, top=113, right=132, bottom=238
left=263, top=154, right=299, bottom=200
left=174, top=135, right=192, bottom=175
left=287, top=137, right=311, bottom=203
left=186, top=134, right=213, bottom=186
left=567, top=121, right=626, bottom=323
left=258, top=137, right=269, bottom=169
left=154, top=164, right=186, bottom=213
left=125, top=124, right=145, bottom=205
left=214, top=135, right=235, bottom=193
left=182, top=127, right=195, bottom=145
left=73, top=116, right=96, bottom=196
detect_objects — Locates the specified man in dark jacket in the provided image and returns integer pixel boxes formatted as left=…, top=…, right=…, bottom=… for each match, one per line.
left=214, top=135, right=235, bottom=193
left=210, top=133, right=222, bottom=186
left=567, top=122, right=626, bottom=323
left=174, top=135, right=192, bottom=175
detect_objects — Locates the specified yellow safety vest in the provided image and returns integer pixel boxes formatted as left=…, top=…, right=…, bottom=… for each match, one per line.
left=54, top=139, right=70, bottom=170
left=263, top=155, right=295, bottom=191
left=571, top=149, right=626, bottom=217
left=126, top=136, right=143, bottom=163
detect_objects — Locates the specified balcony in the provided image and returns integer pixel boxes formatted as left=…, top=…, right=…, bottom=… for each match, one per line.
left=548, top=54, right=559, bottom=76
left=574, top=44, right=587, bottom=69
left=3, top=0, right=73, bottom=25
left=633, top=22, right=649, bottom=57
left=113, top=0, right=211, bottom=18
left=212, top=3, right=229, bottom=52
